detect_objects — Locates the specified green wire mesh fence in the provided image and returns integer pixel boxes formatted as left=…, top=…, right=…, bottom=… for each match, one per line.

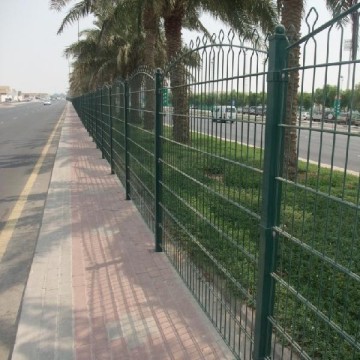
left=72, top=6, right=360, bottom=359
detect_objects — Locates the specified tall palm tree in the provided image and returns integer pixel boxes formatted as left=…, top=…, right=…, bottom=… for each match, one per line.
left=52, top=0, right=278, bottom=141
left=65, top=25, right=117, bottom=94
left=51, top=0, right=163, bottom=69
left=276, top=0, right=304, bottom=180
left=277, top=0, right=359, bottom=179
left=65, top=6, right=147, bottom=95
left=326, top=0, right=359, bottom=61
left=52, top=0, right=151, bottom=94
left=99, top=4, right=148, bottom=77
left=52, top=0, right=162, bottom=128
left=161, top=0, right=278, bottom=142
left=162, top=0, right=277, bottom=62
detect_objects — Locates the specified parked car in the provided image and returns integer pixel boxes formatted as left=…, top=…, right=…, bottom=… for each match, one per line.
left=212, top=106, right=237, bottom=123
left=311, top=111, right=334, bottom=121
left=324, top=111, right=335, bottom=122
left=255, top=106, right=266, bottom=116
left=337, top=112, right=350, bottom=124
left=311, top=112, right=322, bottom=121
left=297, top=111, right=309, bottom=121
left=338, top=111, right=360, bottom=125
left=351, top=111, right=360, bottom=126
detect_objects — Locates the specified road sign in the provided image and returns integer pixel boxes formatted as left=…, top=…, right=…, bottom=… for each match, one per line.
left=162, top=88, right=168, bottom=106
left=344, top=39, right=352, bottom=51
left=334, top=97, right=341, bottom=116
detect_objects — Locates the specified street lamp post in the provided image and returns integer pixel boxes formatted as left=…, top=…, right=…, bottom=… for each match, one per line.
left=344, top=39, right=352, bottom=90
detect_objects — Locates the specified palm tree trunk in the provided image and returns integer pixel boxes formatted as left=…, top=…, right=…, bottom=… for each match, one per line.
left=164, top=4, right=190, bottom=143
left=281, top=0, right=304, bottom=180
left=143, top=4, right=158, bottom=130
left=350, top=4, right=359, bottom=61
left=143, top=4, right=157, bottom=69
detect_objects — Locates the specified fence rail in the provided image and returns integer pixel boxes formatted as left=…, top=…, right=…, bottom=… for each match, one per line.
left=72, top=6, right=360, bottom=359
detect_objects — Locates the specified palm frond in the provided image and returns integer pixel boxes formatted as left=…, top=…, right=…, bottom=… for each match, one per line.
left=50, top=0, right=71, bottom=11
left=57, top=0, right=94, bottom=34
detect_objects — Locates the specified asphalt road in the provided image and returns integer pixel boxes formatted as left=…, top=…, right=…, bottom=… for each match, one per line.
left=0, top=100, right=66, bottom=360
left=182, top=110, right=360, bottom=174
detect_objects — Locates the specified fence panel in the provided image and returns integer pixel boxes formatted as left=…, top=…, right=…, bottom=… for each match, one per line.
left=93, top=90, right=101, bottom=147
left=160, top=31, right=268, bottom=358
left=100, top=86, right=111, bottom=163
left=127, top=67, right=156, bottom=231
left=268, top=6, right=360, bottom=360
left=110, top=79, right=126, bottom=186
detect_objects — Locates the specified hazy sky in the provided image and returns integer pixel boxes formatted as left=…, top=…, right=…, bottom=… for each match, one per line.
left=0, top=0, right=352, bottom=95
left=0, top=0, right=93, bottom=95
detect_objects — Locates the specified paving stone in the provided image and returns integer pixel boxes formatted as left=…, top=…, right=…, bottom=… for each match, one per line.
left=11, top=104, right=234, bottom=360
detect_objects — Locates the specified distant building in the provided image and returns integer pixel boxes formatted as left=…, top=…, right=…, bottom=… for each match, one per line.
left=0, top=85, right=12, bottom=102
left=0, top=86, right=49, bottom=102
left=23, top=92, right=48, bottom=99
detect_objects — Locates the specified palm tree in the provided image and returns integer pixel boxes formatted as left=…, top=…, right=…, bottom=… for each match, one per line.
left=52, top=0, right=150, bottom=97
left=274, top=0, right=304, bottom=180
left=52, top=0, right=278, bottom=141
left=51, top=0, right=162, bottom=128
left=65, top=25, right=117, bottom=94
left=51, top=0, right=163, bottom=69
left=160, top=0, right=278, bottom=142
left=277, top=0, right=359, bottom=179
left=64, top=5, right=148, bottom=95
left=162, top=0, right=277, bottom=62
left=326, top=0, right=359, bottom=61
left=66, top=27, right=104, bottom=94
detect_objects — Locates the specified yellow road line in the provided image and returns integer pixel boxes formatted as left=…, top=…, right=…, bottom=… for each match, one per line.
left=0, top=105, right=67, bottom=261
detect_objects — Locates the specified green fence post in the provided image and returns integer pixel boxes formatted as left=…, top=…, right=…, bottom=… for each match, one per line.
left=87, top=95, right=90, bottom=131
left=85, top=96, right=87, bottom=128
left=93, top=92, right=96, bottom=144
left=109, top=86, right=114, bottom=174
left=124, top=80, right=130, bottom=200
left=79, top=97, right=82, bottom=121
left=94, top=92, right=96, bottom=143
left=86, top=96, right=88, bottom=128
left=97, top=90, right=100, bottom=148
left=101, top=88, right=105, bottom=158
left=92, top=92, right=95, bottom=139
left=155, top=69, right=163, bottom=252
left=253, top=25, right=288, bottom=360
left=94, top=92, right=97, bottom=141
left=82, top=96, right=84, bottom=122
left=88, top=94, right=91, bottom=137
left=86, top=95, right=89, bottom=131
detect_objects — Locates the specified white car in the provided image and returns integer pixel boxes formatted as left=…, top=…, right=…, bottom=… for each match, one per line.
left=212, top=106, right=237, bottom=123
left=43, top=99, right=52, bottom=105
left=298, top=111, right=309, bottom=120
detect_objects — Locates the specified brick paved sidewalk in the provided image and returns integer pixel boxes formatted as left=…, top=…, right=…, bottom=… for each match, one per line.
left=12, top=104, right=234, bottom=360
